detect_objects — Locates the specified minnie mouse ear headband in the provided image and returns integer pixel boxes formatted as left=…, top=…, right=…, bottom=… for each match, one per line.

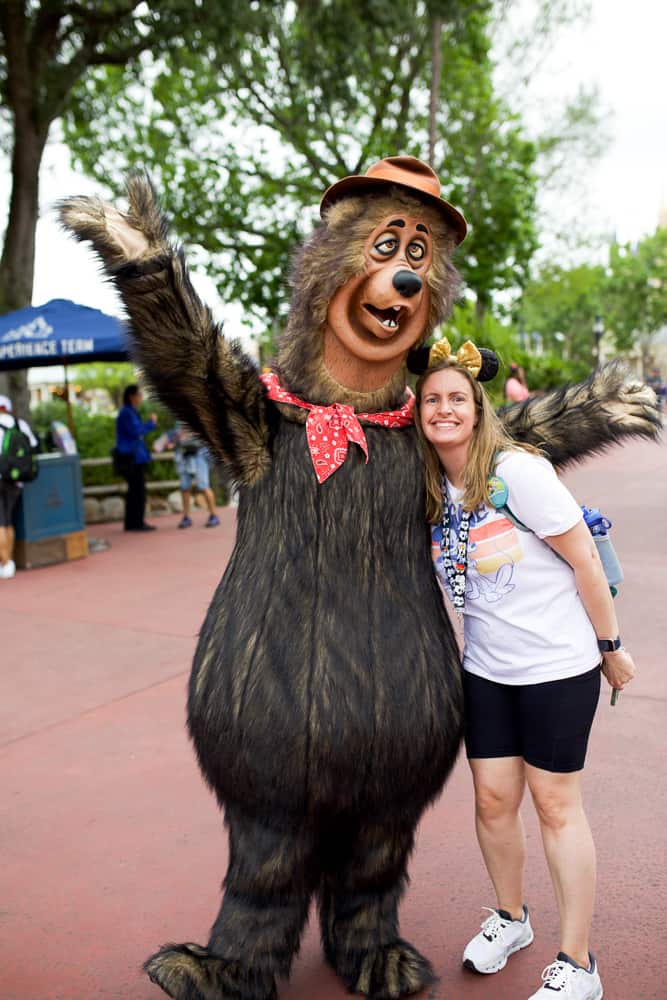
left=407, top=337, right=500, bottom=383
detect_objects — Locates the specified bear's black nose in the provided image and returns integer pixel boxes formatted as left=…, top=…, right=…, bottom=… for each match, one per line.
left=393, top=270, right=422, bottom=298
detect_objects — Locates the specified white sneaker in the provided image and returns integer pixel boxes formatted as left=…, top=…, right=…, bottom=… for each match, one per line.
left=463, top=905, right=534, bottom=974
left=528, top=953, right=603, bottom=999
left=0, top=559, right=16, bottom=579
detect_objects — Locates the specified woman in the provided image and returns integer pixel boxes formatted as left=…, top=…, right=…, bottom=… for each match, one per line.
left=415, top=355, right=635, bottom=1000
left=115, top=384, right=157, bottom=532
left=505, top=361, right=530, bottom=403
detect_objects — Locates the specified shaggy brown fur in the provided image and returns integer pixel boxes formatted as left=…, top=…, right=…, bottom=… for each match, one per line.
left=59, top=178, right=272, bottom=486
left=500, top=361, right=661, bottom=467
left=58, top=176, right=660, bottom=1000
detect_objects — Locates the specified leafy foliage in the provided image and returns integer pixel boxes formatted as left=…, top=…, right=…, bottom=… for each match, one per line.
left=31, top=398, right=176, bottom=486
left=0, top=0, right=239, bottom=414
left=518, top=262, right=607, bottom=363
left=606, top=229, right=667, bottom=362
left=516, top=228, right=667, bottom=376
left=63, top=1, right=539, bottom=331
left=68, top=361, right=136, bottom=408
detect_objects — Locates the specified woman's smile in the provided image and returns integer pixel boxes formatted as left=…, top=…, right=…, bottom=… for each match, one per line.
left=420, top=368, right=478, bottom=453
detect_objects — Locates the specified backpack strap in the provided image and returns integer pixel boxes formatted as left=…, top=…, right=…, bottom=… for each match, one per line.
left=486, top=454, right=530, bottom=532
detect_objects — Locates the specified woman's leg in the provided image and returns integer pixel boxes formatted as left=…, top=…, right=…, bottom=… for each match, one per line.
left=469, top=756, right=527, bottom=917
left=526, top=765, right=595, bottom=968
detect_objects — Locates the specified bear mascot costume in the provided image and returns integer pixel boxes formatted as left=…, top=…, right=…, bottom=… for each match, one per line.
left=59, top=156, right=658, bottom=1000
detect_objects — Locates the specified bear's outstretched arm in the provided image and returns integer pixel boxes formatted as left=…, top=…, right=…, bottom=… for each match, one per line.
left=500, top=362, right=661, bottom=468
left=58, top=175, right=270, bottom=486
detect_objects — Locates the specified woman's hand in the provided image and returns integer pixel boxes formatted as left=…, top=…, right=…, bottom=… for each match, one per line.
left=601, top=648, right=636, bottom=691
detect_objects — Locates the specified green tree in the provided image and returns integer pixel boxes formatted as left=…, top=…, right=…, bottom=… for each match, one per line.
left=0, top=0, right=241, bottom=416
left=606, top=229, right=667, bottom=376
left=518, top=262, right=607, bottom=364
left=62, top=1, right=539, bottom=338
left=68, top=360, right=135, bottom=408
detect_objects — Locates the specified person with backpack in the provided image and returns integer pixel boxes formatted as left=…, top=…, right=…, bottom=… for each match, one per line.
left=0, top=394, right=38, bottom=580
left=159, top=424, right=220, bottom=529
left=414, top=350, right=636, bottom=1000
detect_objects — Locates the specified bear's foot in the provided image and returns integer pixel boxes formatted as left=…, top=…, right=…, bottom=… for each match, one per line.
left=144, top=943, right=277, bottom=1000
left=332, top=938, right=436, bottom=999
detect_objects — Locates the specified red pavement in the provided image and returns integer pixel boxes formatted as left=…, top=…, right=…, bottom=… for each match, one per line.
left=1, top=438, right=666, bottom=1000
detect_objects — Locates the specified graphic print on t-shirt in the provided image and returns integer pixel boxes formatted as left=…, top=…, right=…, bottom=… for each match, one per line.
left=432, top=501, right=523, bottom=605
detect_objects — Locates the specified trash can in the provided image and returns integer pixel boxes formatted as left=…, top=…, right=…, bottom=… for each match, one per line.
left=13, top=453, right=88, bottom=569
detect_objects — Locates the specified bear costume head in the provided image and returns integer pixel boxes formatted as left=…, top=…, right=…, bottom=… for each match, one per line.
left=277, top=156, right=467, bottom=411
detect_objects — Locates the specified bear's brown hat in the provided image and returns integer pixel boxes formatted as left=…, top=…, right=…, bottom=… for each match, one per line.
left=320, top=155, right=467, bottom=245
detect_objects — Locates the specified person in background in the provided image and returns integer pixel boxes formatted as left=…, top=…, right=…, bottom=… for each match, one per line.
left=646, top=368, right=666, bottom=413
left=116, top=384, right=157, bottom=532
left=166, top=425, right=220, bottom=529
left=0, top=394, right=38, bottom=579
left=505, top=362, right=530, bottom=403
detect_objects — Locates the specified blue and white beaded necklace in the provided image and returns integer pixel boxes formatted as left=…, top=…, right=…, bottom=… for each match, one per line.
left=439, top=478, right=471, bottom=613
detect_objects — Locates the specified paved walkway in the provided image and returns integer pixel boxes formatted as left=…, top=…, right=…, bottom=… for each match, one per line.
left=1, top=438, right=665, bottom=999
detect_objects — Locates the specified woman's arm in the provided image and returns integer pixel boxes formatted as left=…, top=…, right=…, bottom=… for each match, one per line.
left=545, top=520, right=636, bottom=691
left=58, top=177, right=271, bottom=487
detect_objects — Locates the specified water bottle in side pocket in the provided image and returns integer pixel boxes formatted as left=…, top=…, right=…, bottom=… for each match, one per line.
left=581, top=506, right=624, bottom=590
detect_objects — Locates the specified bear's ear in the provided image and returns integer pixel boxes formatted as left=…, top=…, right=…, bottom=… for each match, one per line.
left=477, top=348, right=500, bottom=383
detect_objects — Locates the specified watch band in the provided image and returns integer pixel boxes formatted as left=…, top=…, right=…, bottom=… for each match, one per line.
left=597, top=636, right=621, bottom=653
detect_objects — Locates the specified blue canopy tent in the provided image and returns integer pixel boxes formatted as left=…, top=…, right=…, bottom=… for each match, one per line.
left=0, top=298, right=131, bottom=432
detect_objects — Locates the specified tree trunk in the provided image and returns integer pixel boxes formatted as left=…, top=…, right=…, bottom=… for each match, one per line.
left=0, top=118, right=49, bottom=418
left=474, top=296, right=487, bottom=324
left=428, top=17, right=443, bottom=164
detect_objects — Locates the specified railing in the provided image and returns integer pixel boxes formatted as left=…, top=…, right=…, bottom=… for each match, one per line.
left=79, top=452, right=179, bottom=496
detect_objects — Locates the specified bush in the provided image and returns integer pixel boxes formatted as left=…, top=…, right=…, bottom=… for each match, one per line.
left=30, top=400, right=178, bottom=487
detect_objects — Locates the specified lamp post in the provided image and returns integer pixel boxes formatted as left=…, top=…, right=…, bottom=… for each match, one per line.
left=593, top=314, right=604, bottom=368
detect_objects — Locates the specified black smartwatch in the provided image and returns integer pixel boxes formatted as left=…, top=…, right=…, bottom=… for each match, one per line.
left=597, top=636, right=621, bottom=653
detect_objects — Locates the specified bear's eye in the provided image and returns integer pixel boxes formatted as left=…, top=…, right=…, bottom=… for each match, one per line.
left=373, top=234, right=398, bottom=256
left=407, top=240, right=426, bottom=262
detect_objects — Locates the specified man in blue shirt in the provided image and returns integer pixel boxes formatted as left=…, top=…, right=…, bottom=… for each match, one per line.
left=116, top=384, right=157, bottom=531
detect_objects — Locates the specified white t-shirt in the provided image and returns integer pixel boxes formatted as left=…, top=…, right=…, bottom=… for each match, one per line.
left=431, top=449, right=600, bottom=684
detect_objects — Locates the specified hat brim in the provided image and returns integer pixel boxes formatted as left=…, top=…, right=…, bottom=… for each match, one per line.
left=320, top=176, right=467, bottom=245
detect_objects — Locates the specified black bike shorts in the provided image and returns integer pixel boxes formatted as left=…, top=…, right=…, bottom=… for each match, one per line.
left=462, top=664, right=602, bottom=773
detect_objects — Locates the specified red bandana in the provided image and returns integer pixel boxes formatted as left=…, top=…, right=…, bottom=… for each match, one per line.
left=260, top=371, right=415, bottom=483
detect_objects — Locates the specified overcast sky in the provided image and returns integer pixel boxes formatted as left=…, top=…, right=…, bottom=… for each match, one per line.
left=1, top=0, right=665, bottom=344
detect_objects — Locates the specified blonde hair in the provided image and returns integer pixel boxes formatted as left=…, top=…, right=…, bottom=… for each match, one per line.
left=414, top=359, right=541, bottom=522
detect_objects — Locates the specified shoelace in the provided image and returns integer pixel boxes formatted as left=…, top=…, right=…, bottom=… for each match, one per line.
left=480, top=907, right=508, bottom=942
left=541, top=959, right=575, bottom=992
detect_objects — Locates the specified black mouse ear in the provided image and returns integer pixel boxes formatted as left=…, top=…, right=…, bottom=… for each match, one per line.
left=477, top=348, right=500, bottom=383
left=406, top=345, right=431, bottom=376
